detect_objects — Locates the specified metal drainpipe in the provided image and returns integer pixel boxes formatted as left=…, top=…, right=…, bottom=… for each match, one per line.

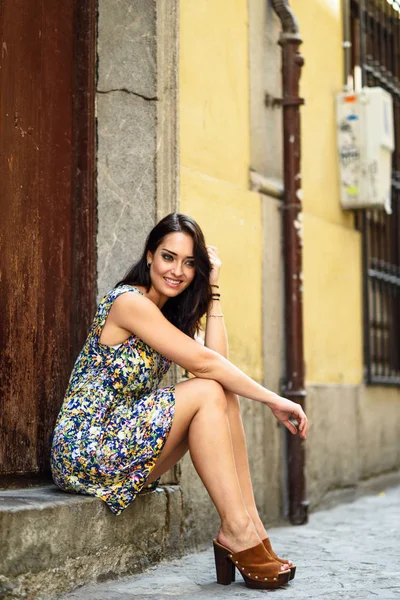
left=270, top=0, right=309, bottom=525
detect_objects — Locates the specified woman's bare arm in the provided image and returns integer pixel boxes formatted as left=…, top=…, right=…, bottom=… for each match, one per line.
left=204, top=246, right=228, bottom=357
left=110, top=292, right=307, bottom=438
left=204, top=295, right=228, bottom=357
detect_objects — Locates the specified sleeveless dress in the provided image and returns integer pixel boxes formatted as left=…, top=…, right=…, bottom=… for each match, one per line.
left=50, top=285, right=175, bottom=515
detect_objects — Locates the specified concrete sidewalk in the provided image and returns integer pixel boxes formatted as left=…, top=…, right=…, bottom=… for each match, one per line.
left=60, top=486, right=400, bottom=600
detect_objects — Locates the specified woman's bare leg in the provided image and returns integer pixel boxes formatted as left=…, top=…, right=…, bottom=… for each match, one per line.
left=150, top=391, right=266, bottom=538
left=224, top=390, right=268, bottom=538
left=224, top=390, right=291, bottom=565
left=145, top=377, right=286, bottom=566
left=146, top=378, right=258, bottom=553
left=146, top=437, right=188, bottom=482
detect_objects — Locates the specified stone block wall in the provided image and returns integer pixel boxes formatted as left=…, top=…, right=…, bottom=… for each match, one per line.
left=306, top=384, right=400, bottom=509
left=97, top=0, right=178, bottom=299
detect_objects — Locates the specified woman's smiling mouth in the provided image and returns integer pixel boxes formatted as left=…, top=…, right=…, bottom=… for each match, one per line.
left=164, top=277, right=182, bottom=287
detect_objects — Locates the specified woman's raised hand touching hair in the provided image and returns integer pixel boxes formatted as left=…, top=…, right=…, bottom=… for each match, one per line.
left=207, top=245, right=222, bottom=287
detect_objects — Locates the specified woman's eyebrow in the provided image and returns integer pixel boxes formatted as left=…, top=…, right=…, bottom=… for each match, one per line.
left=162, top=248, right=195, bottom=259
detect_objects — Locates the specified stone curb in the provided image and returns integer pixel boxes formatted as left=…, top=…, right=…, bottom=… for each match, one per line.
left=0, top=484, right=183, bottom=600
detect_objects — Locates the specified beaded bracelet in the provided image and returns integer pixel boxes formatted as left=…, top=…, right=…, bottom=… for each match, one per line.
left=207, top=313, right=224, bottom=317
left=211, top=284, right=220, bottom=289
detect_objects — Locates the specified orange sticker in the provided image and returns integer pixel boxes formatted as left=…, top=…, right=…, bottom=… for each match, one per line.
left=345, top=95, right=357, bottom=103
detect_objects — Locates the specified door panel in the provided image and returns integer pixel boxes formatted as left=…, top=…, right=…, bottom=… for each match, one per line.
left=0, top=0, right=96, bottom=475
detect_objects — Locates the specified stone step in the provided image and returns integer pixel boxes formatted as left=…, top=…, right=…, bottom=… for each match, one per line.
left=0, top=484, right=184, bottom=600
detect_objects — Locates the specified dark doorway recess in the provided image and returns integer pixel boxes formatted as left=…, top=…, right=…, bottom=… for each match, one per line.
left=0, top=0, right=97, bottom=477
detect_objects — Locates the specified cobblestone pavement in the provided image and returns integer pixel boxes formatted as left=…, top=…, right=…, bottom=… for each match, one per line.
left=60, top=486, right=400, bottom=600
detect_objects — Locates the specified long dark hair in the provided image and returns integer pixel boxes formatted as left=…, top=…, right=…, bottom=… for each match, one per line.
left=117, top=213, right=212, bottom=338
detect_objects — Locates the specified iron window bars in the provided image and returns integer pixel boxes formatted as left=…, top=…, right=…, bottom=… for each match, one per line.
left=351, top=0, right=400, bottom=384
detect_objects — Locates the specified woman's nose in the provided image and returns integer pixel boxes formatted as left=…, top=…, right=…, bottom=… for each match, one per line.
left=171, top=262, right=183, bottom=276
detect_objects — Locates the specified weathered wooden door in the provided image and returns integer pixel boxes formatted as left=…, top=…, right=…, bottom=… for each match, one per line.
left=0, top=1, right=96, bottom=477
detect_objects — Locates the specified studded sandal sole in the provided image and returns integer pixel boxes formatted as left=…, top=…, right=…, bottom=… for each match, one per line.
left=263, top=537, right=297, bottom=581
left=213, top=539, right=291, bottom=589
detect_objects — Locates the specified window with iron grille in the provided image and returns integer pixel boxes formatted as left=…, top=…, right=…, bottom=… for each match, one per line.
left=351, top=0, right=400, bottom=384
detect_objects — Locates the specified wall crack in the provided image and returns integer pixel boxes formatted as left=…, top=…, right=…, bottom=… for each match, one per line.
left=97, top=88, right=158, bottom=101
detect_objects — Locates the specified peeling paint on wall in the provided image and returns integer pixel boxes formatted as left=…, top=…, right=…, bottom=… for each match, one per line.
left=293, top=211, right=303, bottom=246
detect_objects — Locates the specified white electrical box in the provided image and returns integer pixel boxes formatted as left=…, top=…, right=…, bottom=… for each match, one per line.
left=336, top=86, right=394, bottom=213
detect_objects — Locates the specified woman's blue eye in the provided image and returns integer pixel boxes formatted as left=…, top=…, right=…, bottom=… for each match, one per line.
left=162, top=253, right=194, bottom=267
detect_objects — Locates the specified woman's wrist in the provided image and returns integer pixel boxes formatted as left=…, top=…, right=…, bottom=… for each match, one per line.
left=263, top=391, right=282, bottom=409
left=209, top=284, right=221, bottom=306
left=207, top=287, right=223, bottom=318
left=207, top=300, right=223, bottom=317
left=208, top=296, right=221, bottom=307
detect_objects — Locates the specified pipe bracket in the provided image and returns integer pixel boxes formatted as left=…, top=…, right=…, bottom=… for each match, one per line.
left=281, top=97, right=305, bottom=106
left=283, top=389, right=307, bottom=399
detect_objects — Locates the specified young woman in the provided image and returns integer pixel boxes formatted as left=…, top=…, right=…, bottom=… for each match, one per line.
left=51, top=213, right=307, bottom=590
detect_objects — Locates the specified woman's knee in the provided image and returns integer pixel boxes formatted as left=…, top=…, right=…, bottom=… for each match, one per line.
left=176, top=378, right=226, bottom=412
left=195, top=378, right=227, bottom=410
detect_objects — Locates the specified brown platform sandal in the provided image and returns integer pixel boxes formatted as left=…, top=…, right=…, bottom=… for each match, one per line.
left=213, top=539, right=291, bottom=589
left=263, top=537, right=297, bottom=581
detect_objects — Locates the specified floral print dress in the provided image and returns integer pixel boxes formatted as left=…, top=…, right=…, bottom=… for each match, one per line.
left=51, top=285, right=175, bottom=515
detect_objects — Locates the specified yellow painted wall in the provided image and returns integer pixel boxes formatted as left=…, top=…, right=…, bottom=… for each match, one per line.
left=291, top=0, right=363, bottom=383
left=179, top=0, right=262, bottom=380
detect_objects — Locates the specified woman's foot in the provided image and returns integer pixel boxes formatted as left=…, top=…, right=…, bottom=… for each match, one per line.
left=216, top=517, right=260, bottom=553
left=246, top=511, right=292, bottom=570
left=216, top=518, right=289, bottom=573
left=263, top=536, right=296, bottom=580
left=263, top=535, right=292, bottom=565
left=213, top=538, right=291, bottom=589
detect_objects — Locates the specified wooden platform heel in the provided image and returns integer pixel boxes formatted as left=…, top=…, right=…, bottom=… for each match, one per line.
left=213, top=540, right=236, bottom=585
left=213, top=539, right=291, bottom=590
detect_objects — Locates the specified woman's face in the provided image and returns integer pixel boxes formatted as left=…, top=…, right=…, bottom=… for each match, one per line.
left=147, top=232, right=196, bottom=299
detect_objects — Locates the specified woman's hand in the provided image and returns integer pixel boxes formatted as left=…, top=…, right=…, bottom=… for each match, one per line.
left=270, top=396, right=308, bottom=439
left=207, top=245, right=222, bottom=286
